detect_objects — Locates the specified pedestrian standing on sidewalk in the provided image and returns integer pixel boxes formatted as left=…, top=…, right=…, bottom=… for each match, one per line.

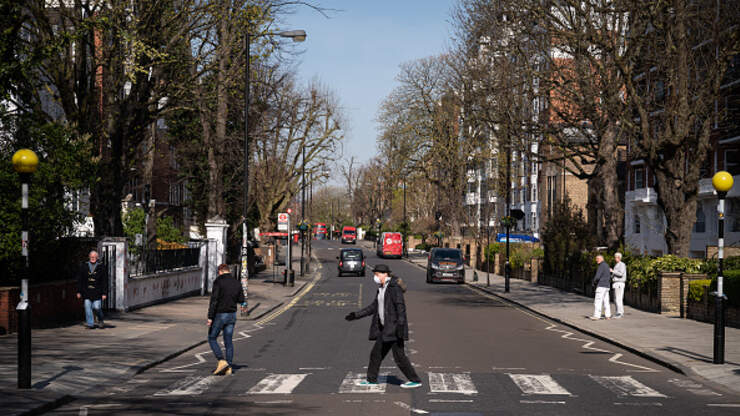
left=208, top=264, right=246, bottom=376
left=610, top=252, right=627, bottom=319
left=590, top=255, right=612, bottom=320
left=344, top=264, right=422, bottom=389
left=76, top=250, right=107, bottom=329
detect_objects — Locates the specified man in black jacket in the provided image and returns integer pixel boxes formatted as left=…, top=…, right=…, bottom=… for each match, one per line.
left=208, top=264, right=246, bottom=375
left=345, top=264, right=422, bottom=389
left=76, top=250, right=107, bottom=329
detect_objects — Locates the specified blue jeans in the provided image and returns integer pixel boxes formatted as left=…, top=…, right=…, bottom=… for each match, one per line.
left=84, top=299, right=104, bottom=328
left=208, top=312, right=236, bottom=366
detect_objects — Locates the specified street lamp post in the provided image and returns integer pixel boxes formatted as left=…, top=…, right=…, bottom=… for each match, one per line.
left=301, top=146, right=306, bottom=276
left=12, top=149, right=39, bottom=389
left=712, top=171, right=734, bottom=364
left=242, top=28, right=306, bottom=288
left=402, top=178, right=407, bottom=258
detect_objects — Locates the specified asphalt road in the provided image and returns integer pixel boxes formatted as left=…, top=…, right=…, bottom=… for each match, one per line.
left=49, top=240, right=740, bottom=415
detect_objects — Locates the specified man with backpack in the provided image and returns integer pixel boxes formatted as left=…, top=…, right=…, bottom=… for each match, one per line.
left=344, top=264, right=422, bottom=389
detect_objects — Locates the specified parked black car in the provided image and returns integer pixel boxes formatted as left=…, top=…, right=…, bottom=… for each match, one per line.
left=426, top=248, right=465, bottom=283
left=337, top=248, right=366, bottom=277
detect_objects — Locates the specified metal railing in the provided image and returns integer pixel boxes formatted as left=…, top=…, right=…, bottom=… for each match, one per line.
left=129, top=243, right=202, bottom=277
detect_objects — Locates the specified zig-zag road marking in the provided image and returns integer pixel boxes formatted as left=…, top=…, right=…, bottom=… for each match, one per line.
left=161, top=328, right=258, bottom=373
left=465, top=285, right=658, bottom=373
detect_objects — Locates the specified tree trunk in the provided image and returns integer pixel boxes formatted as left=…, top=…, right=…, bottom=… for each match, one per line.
left=597, top=124, right=623, bottom=249
left=653, top=149, right=696, bottom=257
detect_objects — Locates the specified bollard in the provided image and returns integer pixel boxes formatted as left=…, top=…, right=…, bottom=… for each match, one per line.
left=289, top=269, right=295, bottom=287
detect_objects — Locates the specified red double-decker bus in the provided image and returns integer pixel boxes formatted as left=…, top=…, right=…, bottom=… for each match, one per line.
left=313, top=223, right=328, bottom=240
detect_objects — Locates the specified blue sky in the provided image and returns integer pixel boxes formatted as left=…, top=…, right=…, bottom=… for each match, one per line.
left=283, top=1, right=454, bottom=164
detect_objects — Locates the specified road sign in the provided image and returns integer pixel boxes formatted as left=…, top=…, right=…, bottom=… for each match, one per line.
left=278, top=213, right=289, bottom=231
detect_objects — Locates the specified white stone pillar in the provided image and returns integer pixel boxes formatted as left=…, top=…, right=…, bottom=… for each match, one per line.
left=99, top=237, right=128, bottom=312
left=205, top=218, right=228, bottom=292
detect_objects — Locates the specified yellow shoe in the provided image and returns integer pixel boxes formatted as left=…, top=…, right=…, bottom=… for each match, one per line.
left=224, top=367, right=233, bottom=376
left=213, top=360, right=229, bottom=375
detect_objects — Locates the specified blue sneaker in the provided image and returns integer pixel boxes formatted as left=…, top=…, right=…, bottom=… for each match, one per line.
left=401, top=381, right=422, bottom=389
left=356, top=380, right=379, bottom=386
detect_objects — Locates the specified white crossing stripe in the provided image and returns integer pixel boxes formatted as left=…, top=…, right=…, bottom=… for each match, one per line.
left=428, top=373, right=478, bottom=395
left=508, top=374, right=572, bottom=396
left=154, top=376, right=220, bottom=396
left=338, top=372, right=387, bottom=393
left=589, top=375, right=667, bottom=398
left=247, top=374, right=308, bottom=394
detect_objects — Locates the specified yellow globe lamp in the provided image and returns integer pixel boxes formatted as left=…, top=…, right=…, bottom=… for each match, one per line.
left=712, top=171, right=734, bottom=194
left=12, top=149, right=39, bottom=174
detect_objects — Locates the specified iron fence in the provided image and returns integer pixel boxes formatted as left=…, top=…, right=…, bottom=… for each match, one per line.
left=129, top=242, right=203, bottom=277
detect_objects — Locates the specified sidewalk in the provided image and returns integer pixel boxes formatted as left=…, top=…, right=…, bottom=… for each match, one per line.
left=405, top=256, right=740, bottom=396
left=0, top=252, right=319, bottom=416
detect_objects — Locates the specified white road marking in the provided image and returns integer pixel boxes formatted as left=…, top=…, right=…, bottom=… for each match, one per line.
left=161, top=328, right=257, bottom=373
left=608, top=353, right=659, bottom=373
left=299, top=367, right=328, bottom=370
left=78, top=408, right=87, bottom=416
left=492, top=367, right=526, bottom=371
left=668, top=378, right=721, bottom=396
left=707, top=404, right=740, bottom=408
left=520, top=400, right=567, bottom=404
left=508, top=374, right=572, bottom=396
left=428, top=373, right=478, bottom=395
left=247, top=374, right=308, bottom=394
left=393, top=401, right=430, bottom=414
left=252, top=400, right=294, bottom=404
left=428, top=399, right=474, bottom=403
left=590, top=375, right=667, bottom=398
left=339, top=372, right=387, bottom=393
left=614, top=402, right=664, bottom=406
left=154, top=375, right=220, bottom=396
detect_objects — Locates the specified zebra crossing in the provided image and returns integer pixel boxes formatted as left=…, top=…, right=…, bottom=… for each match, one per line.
left=153, top=370, right=679, bottom=400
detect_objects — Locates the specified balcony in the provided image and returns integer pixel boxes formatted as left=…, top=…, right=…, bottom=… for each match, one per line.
left=465, top=193, right=480, bottom=206
left=698, top=178, right=716, bottom=198
left=630, top=187, right=658, bottom=206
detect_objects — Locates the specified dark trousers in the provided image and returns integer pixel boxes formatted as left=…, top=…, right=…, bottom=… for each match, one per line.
left=366, top=337, right=421, bottom=383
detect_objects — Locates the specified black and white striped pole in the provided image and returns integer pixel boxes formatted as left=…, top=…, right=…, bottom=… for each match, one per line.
left=712, top=171, right=734, bottom=364
left=12, top=149, right=38, bottom=389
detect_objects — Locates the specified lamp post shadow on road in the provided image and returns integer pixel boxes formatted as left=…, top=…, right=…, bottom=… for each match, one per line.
left=711, top=170, right=734, bottom=364
left=12, top=148, right=39, bottom=389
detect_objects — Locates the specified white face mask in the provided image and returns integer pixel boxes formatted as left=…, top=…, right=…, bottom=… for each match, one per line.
left=374, top=274, right=382, bottom=285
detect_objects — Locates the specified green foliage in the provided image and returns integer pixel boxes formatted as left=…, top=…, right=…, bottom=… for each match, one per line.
left=625, top=254, right=703, bottom=289
left=688, top=279, right=712, bottom=303
left=710, top=271, right=740, bottom=307
left=0, top=121, right=96, bottom=285
left=508, top=246, right=543, bottom=270
left=701, top=256, right=740, bottom=278
left=541, top=196, right=592, bottom=277
left=122, top=208, right=146, bottom=242
left=485, top=243, right=501, bottom=262
left=415, top=242, right=433, bottom=252
left=156, top=216, right=185, bottom=244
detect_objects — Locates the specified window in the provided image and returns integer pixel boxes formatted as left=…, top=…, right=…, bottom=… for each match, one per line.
left=729, top=199, right=740, bottom=233
left=694, top=206, right=706, bottom=233
left=634, top=215, right=641, bottom=234
left=725, top=149, right=739, bottom=175
left=635, top=168, right=645, bottom=189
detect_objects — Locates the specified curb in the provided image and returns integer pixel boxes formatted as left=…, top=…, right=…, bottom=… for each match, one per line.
left=248, top=302, right=284, bottom=321
left=465, top=283, right=687, bottom=376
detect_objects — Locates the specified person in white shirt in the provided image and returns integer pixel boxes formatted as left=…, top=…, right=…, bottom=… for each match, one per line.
left=611, top=252, right=627, bottom=319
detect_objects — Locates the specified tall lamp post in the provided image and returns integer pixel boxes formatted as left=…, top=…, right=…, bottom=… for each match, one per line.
left=242, top=28, right=306, bottom=289
left=12, top=149, right=39, bottom=389
left=402, top=178, right=407, bottom=258
left=712, top=171, right=734, bottom=364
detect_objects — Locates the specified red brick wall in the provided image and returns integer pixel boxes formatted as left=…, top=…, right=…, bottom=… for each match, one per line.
left=0, top=280, right=83, bottom=334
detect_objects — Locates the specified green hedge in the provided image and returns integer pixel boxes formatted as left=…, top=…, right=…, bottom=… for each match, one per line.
left=688, top=279, right=712, bottom=302
left=626, top=254, right=703, bottom=289
left=415, top=242, right=434, bottom=252
left=701, top=256, right=740, bottom=278
left=709, top=270, right=740, bottom=307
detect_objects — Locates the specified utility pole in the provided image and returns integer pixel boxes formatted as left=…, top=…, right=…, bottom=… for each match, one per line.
left=301, top=146, right=306, bottom=276
left=505, top=140, right=511, bottom=293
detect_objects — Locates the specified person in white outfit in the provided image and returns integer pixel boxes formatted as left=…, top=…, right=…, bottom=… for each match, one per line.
left=610, top=253, right=627, bottom=318
left=591, top=255, right=612, bottom=320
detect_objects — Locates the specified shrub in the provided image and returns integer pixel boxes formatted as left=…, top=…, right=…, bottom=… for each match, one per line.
left=625, top=254, right=703, bottom=289
left=485, top=243, right=502, bottom=262
left=688, top=279, right=712, bottom=302
left=156, top=216, right=186, bottom=245
left=541, top=196, right=592, bottom=277
left=701, top=256, right=740, bottom=278
left=709, top=270, right=740, bottom=307
left=415, top=242, right=433, bottom=252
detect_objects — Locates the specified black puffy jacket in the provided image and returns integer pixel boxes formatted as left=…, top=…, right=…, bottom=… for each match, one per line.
left=355, top=276, right=409, bottom=341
